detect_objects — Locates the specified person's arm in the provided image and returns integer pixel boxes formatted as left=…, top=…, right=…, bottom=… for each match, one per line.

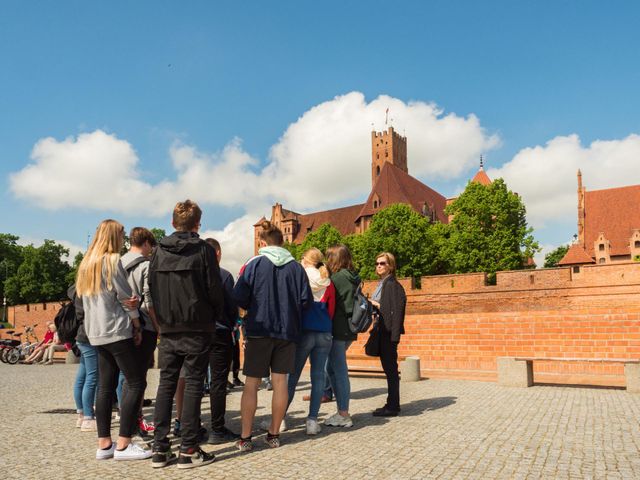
left=387, top=280, right=406, bottom=343
left=232, top=264, right=252, bottom=310
left=113, top=261, right=141, bottom=344
left=140, top=262, right=160, bottom=331
left=222, top=272, right=238, bottom=328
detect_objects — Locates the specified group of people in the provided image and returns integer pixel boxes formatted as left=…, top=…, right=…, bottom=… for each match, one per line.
left=71, top=199, right=406, bottom=469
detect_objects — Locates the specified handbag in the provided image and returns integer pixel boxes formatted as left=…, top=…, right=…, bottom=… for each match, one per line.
left=364, top=323, right=381, bottom=357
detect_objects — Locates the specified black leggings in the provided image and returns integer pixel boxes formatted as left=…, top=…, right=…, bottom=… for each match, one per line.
left=96, top=338, right=146, bottom=438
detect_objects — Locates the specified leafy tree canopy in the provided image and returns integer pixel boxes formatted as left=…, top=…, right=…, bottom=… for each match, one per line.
left=442, top=178, right=540, bottom=281
left=543, top=245, right=569, bottom=268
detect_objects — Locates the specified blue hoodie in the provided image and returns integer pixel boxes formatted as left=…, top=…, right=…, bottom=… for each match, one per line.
left=233, top=246, right=312, bottom=342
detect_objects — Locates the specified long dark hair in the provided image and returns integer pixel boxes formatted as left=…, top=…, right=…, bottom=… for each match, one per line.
left=325, top=244, right=354, bottom=274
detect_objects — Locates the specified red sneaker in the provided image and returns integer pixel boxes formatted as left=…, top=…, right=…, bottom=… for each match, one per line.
left=138, top=416, right=155, bottom=433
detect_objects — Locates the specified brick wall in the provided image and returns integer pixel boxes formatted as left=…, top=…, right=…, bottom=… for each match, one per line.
left=356, top=262, right=640, bottom=386
left=3, top=302, right=65, bottom=342
left=4, top=262, right=640, bottom=386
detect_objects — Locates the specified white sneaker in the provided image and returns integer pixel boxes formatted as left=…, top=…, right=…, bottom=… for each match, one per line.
left=306, top=418, right=322, bottom=435
left=80, top=418, right=97, bottom=432
left=96, top=443, right=116, bottom=460
left=324, top=413, right=353, bottom=428
left=258, top=417, right=287, bottom=433
left=113, top=442, right=153, bottom=461
left=76, top=414, right=84, bottom=428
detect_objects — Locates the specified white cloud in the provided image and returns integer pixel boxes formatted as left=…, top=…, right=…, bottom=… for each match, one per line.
left=264, top=92, right=500, bottom=209
left=199, top=213, right=265, bottom=278
left=488, top=134, right=640, bottom=229
left=10, top=91, right=499, bottom=271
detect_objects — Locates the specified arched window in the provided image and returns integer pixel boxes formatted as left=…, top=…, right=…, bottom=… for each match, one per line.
left=376, top=165, right=380, bottom=176
left=635, top=240, right=640, bottom=249
left=598, top=258, right=606, bottom=264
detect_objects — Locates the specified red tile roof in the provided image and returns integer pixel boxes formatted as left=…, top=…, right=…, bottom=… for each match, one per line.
left=558, top=244, right=595, bottom=266
left=471, top=168, right=492, bottom=186
left=355, top=163, right=448, bottom=223
left=292, top=203, right=364, bottom=243
left=584, top=185, right=640, bottom=257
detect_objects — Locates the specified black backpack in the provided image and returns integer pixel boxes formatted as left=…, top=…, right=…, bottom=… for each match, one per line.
left=54, top=299, right=79, bottom=344
left=348, top=284, right=373, bottom=334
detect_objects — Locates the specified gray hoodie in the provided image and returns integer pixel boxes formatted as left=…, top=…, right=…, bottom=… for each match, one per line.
left=82, top=258, right=140, bottom=346
left=120, top=251, right=155, bottom=332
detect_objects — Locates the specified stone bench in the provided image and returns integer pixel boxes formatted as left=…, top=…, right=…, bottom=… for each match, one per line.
left=497, top=357, right=640, bottom=392
left=347, top=353, right=422, bottom=382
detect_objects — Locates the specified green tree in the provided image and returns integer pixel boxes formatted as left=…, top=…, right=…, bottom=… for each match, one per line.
left=296, top=223, right=344, bottom=260
left=0, top=234, right=23, bottom=302
left=65, top=251, right=84, bottom=286
left=543, top=245, right=569, bottom=268
left=354, top=204, right=447, bottom=280
left=4, top=240, right=72, bottom=304
left=150, top=228, right=166, bottom=242
left=442, top=178, right=539, bottom=281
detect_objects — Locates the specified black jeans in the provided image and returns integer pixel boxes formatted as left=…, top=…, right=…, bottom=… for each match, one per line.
left=122, top=330, right=157, bottom=414
left=379, top=325, right=400, bottom=411
left=209, top=329, right=233, bottom=431
left=96, top=338, right=146, bottom=438
left=153, top=332, right=210, bottom=451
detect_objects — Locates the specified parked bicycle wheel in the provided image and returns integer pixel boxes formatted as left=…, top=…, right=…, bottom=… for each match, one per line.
left=6, top=348, right=20, bottom=364
left=1, top=348, right=10, bottom=363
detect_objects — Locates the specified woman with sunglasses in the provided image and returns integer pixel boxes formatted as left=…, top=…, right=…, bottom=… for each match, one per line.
left=370, top=252, right=407, bottom=417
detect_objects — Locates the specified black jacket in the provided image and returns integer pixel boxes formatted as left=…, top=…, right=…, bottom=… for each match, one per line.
left=149, top=231, right=224, bottom=335
left=379, top=276, right=407, bottom=343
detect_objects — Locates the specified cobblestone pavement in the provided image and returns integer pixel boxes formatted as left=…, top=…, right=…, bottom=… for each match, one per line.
left=2, top=363, right=640, bottom=480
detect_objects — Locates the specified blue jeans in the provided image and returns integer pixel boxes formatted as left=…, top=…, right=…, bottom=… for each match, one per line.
left=287, top=331, right=333, bottom=420
left=327, top=339, right=352, bottom=412
left=73, top=342, right=98, bottom=418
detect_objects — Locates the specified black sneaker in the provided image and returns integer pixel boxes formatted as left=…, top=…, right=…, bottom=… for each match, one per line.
left=233, top=377, right=245, bottom=387
left=151, top=449, right=176, bottom=468
left=227, top=381, right=235, bottom=390
left=208, top=427, right=240, bottom=444
left=177, top=447, right=215, bottom=469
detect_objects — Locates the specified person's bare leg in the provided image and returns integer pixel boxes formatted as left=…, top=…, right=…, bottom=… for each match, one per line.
left=269, top=373, right=288, bottom=434
left=240, top=376, right=261, bottom=438
left=98, top=436, right=113, bottom=449
left=175, top=377, right=185, bottom=421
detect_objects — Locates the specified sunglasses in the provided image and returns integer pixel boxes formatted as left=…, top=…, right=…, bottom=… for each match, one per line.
left=375, top=261, right=387, bottom=266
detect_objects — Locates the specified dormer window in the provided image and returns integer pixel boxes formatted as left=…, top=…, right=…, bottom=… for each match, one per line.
left=373, top=200, right=378, bottom=208
left=599, top=244, right=605, bottom=251
left=635, top=241, right=640, bottom=249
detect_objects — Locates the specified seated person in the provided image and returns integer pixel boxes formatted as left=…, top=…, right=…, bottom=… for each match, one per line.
left=23, top=323, right=55, bottom=364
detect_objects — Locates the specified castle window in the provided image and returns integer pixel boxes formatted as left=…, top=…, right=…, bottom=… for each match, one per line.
left=376, top=153, right=379, bottom=159
left=373, top=200, right=378, bottom=208
left=599, top=243, right=605, bottom=251
left=376, top=166, right=380, bottom=176
left=573, top=266, right=580, bottom=274
left=635, top=241, right=640, bottom=248
left=385, top=151, right=388, bottom=157
left=598, top=258, right=606, bottom=264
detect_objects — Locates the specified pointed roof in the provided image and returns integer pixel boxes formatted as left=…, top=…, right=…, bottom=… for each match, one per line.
left=355, top=162, right=448, bottom=223
left=253, top=216, right=267, bottom=227
left=558, top=244, right=595, bottom=266
left=292, top=203, right=364, bottom=243
left=583, top=184, right=640, bottom=257
left=471, top=167, right=492, bottom=186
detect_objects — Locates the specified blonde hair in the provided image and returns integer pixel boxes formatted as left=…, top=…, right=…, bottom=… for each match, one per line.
left=302, top=248, right=329, bottom=279
left=76, top=219, right=125, bottom=296
left=376, top=251, right=397, bottom=275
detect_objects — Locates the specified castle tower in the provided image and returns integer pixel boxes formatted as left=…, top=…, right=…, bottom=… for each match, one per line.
left=577, top=169, right=585, bottom=246
left=371, top=127, right=408, bottom=186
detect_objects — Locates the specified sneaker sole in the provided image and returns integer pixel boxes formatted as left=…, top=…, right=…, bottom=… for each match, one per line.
left=151, top=459, right=175, bottom=468
left=114, top=455, right=153, bottom=461
left=325, top=422, right=353, bottom=428
left=177, top=457, right=215, bottom=469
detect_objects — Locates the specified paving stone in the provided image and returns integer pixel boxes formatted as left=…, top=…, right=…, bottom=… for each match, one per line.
left=1, top=363, right=640, bottom=479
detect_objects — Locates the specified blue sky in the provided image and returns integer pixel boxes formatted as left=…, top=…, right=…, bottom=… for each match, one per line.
left=2, top=1, right=640, bottom=273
